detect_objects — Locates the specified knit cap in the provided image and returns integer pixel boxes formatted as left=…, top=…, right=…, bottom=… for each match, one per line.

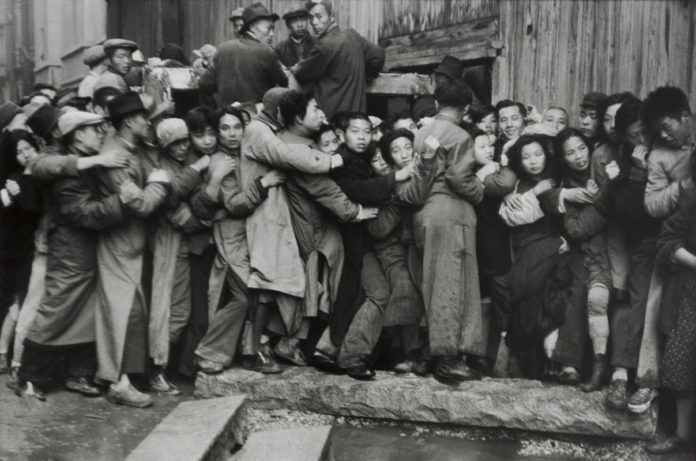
left=157, top=118, right=189, bottom=148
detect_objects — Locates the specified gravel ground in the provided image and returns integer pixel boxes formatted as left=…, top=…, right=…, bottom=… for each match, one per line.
left=243, top=407, right=662, bottom=460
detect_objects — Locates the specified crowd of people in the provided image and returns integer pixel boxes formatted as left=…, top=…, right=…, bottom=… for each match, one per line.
left=0, top=0, right=694, bottom=454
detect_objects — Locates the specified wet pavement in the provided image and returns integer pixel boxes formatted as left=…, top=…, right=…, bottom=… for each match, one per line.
left=0, top=374, right=193, bottom=461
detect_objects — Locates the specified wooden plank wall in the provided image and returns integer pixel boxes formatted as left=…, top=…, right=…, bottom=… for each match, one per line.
left=493, top=0, right=696, bottom=121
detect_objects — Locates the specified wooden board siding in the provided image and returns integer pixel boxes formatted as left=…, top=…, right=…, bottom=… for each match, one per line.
left=493, top=0, right=696, bottom=122
left=109, top=0, right=696, bottom=118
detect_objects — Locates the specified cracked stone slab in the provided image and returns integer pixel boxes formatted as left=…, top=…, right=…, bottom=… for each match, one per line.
left=230, top=425, right=332, bottom=461
left=195, top=367, right=657, bottom=440
left=126, top=395, right=248, bottom=461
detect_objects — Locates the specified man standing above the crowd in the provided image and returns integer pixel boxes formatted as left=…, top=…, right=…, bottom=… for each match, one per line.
left=78, top=45, right=107, bottom=99
left=199, top=3, right=287, bottom=109
left=275, top=8, right=315, bottom=68
left=94, top=38, right=138, bottom=94
left=229, top=7, right=245, bottom=38
left=95, top=92, right=170, bottom=408
left=292, top=0, right=385, bottom=119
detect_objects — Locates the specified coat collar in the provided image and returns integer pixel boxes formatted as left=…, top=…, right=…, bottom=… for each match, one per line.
left=256, top=112, right=281, bottom=132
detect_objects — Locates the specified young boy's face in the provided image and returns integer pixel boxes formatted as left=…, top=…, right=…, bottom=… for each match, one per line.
left=168, top=138, right=190, bottom=162
left=655, top=113, right=692, bottom=149
left=542, top=108, right=568, bottom=132
left=579, top=107, right=599, bottom=140
left=476, top=113, right=496, bottom=136
left=344, top=118, right=372, bottom=154
left=370, top=149, right=391, bottom=176
left=603, top=103, right=622, bottom=142
left=393, top=117, right=417, bottom=134
left=473, top=134, right=495, bottom=166
left=190, top=126, right=217, bottom=155
left=318, top=130, right=340, bottom=154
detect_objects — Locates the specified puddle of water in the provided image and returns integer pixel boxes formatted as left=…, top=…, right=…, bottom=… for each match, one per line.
left=324, top=426, right=577, bottom=461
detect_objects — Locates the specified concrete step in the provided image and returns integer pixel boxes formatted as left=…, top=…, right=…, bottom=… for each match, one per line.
left=195, top=367, right=657, bottom=440
left=126, top=395, right=247, bottom=461
left=229, top=426, right=332, bottom=461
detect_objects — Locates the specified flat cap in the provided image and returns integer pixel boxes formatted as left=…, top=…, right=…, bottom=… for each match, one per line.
left=58, top=111, right=104, bottom=136
left=157, top=118, right=189, bottom=148
left=0, top=102, right=23, bottom=131
left=83, top=45, right=106, bottom=66
left=229, top=7, right=244, bottom=21
left=93, top=72, right=129, bottom=94
left=193, top=44, right=217, bottom=60
left=283, top=7, right=310, bottom=21
left=103, top=38, right=138, bottom=53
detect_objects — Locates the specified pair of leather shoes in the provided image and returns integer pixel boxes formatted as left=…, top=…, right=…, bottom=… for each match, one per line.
left=345, top=364, right=375, bottom=381
left=242, top=346, right=282, bottom=374
left=605, top=379, right=628, bottom=410
left=580, top=354, right=608, bottom=392
left=196, top=357, right=224, bottom=375
left=311, top=351, right=342, bottom=374
left=65, top=377, right=101, bottom=397
left=433, top=356, right=480, bottom=384
left=106, top=383, right=153, bottom=408
left=274, top=339, right=307, bottom=366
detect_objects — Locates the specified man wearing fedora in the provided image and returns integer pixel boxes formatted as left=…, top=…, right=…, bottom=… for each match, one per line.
left=94, top=38, right=138, bottom=96
left=199, top=3, right=287, bottom=109
left=78, top=45, right=107, bottom=100
left=275, top=7, right=315, bottom=68
left=13, top=111, right=127, bottom=401
left=292, top=0, right=385, bottom=119
left=94, top=92, right=171, bottom=407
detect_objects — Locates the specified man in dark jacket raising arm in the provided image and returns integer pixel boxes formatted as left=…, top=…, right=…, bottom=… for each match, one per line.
left=292, top=0, right=385, bottom=120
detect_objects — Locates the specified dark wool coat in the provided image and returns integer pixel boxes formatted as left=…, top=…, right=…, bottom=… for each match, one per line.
left=293, top=25, right=385, bottom=119
left=199, top=34, right=288, bottom=107
left=328, top=145, right=396, bottom=345
left=275, top=33, right=316, bottom=68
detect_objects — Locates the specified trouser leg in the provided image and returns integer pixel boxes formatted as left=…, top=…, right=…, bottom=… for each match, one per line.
left=611, top=239, right=655, bottom=369
left=121, top=295, right=147, bottom=375
left=195, top=270, right=249, bottom=365
left=18, top=340, right=63, bottom=386
left=553, top=251, right=588, bottom=370
left=338, top=252, right=388, bottom=368
left=13, top=252, right=47, bottom=365
left=168, top=253, right=191, bottom=344
left=65, top=343, right=97, bottom=378
left=178, top=245, right=215, bottom=376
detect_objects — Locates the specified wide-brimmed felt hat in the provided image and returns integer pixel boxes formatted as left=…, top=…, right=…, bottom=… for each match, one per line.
left=240, top=3, right=279, bottom=33
left=0, top=102, right=23, bottom=131
left=27, top=104, right=62, bottom=139
left=107, top=91, right=148, bottom=122
left=433, top=55, right=464, bottom=82
left=58, top=111, right=105, bottom=136
left=283, top=7, right=310, bottom=22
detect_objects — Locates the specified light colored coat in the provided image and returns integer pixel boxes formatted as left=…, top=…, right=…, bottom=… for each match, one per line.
left=94, top=135, right=168, bottom=382
left=239, top=115, right=332, bottom=335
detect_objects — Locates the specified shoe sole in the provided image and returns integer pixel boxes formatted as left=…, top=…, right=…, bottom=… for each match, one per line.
left=627, top=402, right=651, bottom=414
left=65, top=386, right=101, bottom=397
left=274, top=350, right=308, bottom=367
left=106, top=393, right=153, bottom=408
